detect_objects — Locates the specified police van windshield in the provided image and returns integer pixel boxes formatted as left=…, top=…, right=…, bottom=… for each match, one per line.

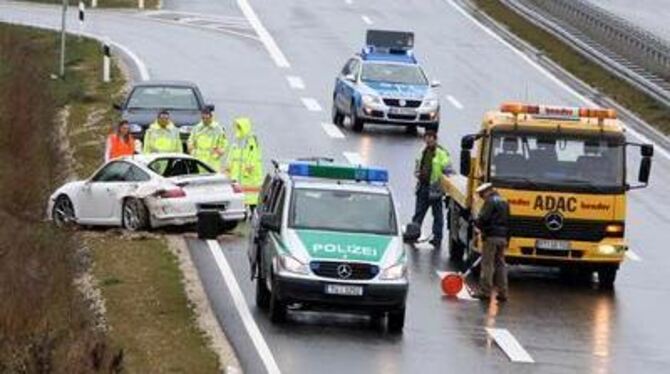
left=361, top=63, right=427, bottom=86
left=489, top=133, right=625, bottom=193
left=289, top=188, right=397, bottom=235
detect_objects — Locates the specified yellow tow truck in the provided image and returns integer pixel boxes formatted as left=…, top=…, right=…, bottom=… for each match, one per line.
left=443, top=102, right=653, bottom=287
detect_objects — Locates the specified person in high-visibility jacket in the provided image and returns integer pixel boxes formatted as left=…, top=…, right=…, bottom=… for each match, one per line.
left=104, top=120, right=135, bottom=162
left=226, top=117, right=263, bottom=209
left=188, top=109, right=228, bottom=171
left=143, top=110, right=182, bottom=154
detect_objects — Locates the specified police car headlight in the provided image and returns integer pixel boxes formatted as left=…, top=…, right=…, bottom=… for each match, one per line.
left=129, top=123, right=142, bottom=133
left=422, top=98, right=439, bottom=109
left=380, top=262, right=407, bottom=280
left=362, top=94, right=382, bottom=105
left=278, top=255, right=310, bottom=275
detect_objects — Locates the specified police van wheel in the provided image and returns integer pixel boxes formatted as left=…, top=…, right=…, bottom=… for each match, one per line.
left=387, top=308, right=406, bottom=333
left=269, top=277, right=287, bottom=323
left=351, top=110, right=364, bottom=132
left=256, top=276, right=271, bottom=310
left=597, top=266, right=618, bottom=289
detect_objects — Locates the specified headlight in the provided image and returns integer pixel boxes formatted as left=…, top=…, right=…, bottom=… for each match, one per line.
left=362, top=94, right=382, bottom=105
left=422, top=98, right=439, bottom=109
left=379, top=262, right=407, bottom=280
left=278, top=255, right=310, bottom=275
left=598, top=244, right=624, bottom=256
left=129, top=123, right=143, bottom=133
left=605, top=223, right=624, bottom=237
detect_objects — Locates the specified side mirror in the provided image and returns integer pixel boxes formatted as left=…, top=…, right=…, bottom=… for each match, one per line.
left=638, top=157, right=652, bottom=184
left=461, top=135, right=476, bottom=151
left=113, top=103, right=123, bottom=111
left=460, top=150, right=472, bottom=176
left=430, top=80, right=441, bottom=88
left=205, top=104, right=216, bottom=112
left=344, top=74, right=356, bottom=82
left=260, top=213, right=280, bottom=232
left=403, top=222, right=421, bottom=243
left=641, top=144, right=654, bottom=157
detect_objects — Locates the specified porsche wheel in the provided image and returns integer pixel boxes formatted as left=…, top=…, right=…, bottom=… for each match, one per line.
left=122, top=198, right=149, bottom=231
left=52, top=195, right=76, bottom=228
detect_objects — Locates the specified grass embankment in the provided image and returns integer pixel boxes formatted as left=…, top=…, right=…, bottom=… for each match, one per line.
left=473, top=0, right=670, bottom=134
left=22, top=0, right=161, bottom=9
left=0, top=23, right=220, bottom=372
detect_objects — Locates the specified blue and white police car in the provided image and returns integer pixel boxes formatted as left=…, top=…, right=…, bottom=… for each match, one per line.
left=332, top=30, right=441, bottom=133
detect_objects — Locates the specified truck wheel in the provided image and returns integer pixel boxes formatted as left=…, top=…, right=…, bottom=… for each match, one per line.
left=332, top=102, right=345, bottom=126
left=387, top=307, right=406, bottom=333
left=269, top=276, right=287, bottom=323
left=597, top=266, right=618, bottom=289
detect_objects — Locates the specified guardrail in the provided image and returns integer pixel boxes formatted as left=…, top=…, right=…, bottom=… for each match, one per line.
left=502, top=0, right=670, bottom=109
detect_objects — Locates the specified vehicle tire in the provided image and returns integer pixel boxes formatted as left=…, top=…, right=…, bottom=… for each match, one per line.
left=597, top=266, right=618, bottom=289
left=256, top=270, right=271, bottom=310
left=426, top=122, right=439, bottom=133
left=405, top=125, right=418, bottom=135
left=219, top=220, right=239, bottom=233
left=52, top=195, right=76, bottom=228
left=387, top=307, right=406, bottom=333
left=351, top=102, right=364, bottom=132
left=269, top=276, right=287, bottom=323
left=448, top=201, right=465, bottom=263
left=560, top=267, right=593, bottom=286
left=332, top=102, right=345, bottom=126
left=122, top=198, right=149, bottom=231
left=369, top=311, right=385, bottom=330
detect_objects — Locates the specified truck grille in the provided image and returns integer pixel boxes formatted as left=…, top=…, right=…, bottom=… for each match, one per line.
left=508, top=217, right=609, bottom=242
left=383, top=98, right=422, bottom=108
left=310, top=261, right=379, bottom=280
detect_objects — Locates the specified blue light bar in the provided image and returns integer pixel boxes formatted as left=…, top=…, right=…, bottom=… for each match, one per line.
left=287, top=162, right=389, bottom=183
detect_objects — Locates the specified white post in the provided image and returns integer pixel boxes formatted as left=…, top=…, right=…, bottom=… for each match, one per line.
left=138, top=0, right=144, bottom=9
left=103, top=40, right=111, bottom=83
left=78, top=1, right=85, bottom=39
left=91, top=0, right=97, bottom=8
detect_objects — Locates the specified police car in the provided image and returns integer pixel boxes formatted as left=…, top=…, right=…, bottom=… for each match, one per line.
left=248, top=159, right=409, bottom=332
left=332, top=30, right=441, bottom=133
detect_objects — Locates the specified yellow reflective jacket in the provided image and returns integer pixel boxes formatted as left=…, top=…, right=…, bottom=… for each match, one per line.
left=226, top=117, right=263, bottom=206
left=188, top=120, right=228, bottom=171
left=143, top=121, right=182, bottom=154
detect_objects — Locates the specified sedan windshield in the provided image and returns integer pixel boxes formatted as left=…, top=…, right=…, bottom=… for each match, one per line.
left=148, top=158, right=214, bottom=177
left=361, top=63, right=427, bottom=85
left=489, top=133, right=625, bottom=192
left=127, top=86, right=199, bottom=110
left=290, top=189, right=397, bottom=235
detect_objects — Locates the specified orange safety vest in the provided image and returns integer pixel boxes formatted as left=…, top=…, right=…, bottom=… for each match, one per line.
left=108, top=133, right=135, bottom=160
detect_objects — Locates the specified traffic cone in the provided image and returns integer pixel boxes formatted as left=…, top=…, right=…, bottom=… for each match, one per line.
left=440, top=257, right=482, bottom=297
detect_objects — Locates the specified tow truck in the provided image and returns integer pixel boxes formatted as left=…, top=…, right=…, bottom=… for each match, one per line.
left=443, top=103, right=653, bottom=287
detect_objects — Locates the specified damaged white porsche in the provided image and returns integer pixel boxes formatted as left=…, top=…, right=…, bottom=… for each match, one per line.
left=47, top=154, right=246, bottom=231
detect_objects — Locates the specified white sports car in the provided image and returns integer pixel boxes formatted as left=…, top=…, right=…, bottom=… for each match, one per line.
left=47, top=153, right=246, bottom=231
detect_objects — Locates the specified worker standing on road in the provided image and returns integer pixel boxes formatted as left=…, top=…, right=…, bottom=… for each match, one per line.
left=472, top=183, right=510, bottom=302
left=104, top=120, right=135, bottom=162
left=226, top=117, right=263, bottom=212
left=143, top=110, right=182, bottom=154
left=411, top=130, right=452, bottom=249
left=188, top=108, right=228, bottom=171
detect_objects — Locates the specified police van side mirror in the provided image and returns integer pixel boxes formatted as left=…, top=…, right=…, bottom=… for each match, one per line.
left=460, top=150, right=471, bottom=177
left=205, top=104, right=216, bottom=112
left=461, top=135, right=476, bottom=151
left=641, top=144, right=654, bottom=157
left=260, top=213, right=280, bottom=232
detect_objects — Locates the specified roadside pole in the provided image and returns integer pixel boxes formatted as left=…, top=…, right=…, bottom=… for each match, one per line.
left=92, top=0, right=98, bottom=8
left=103, top=40, right=111, bottom=83
left=78, top=1, right=85, bottom=40
left=138, top=0, right=144, bottom=9
left=59, top=0, right=67, bottom=78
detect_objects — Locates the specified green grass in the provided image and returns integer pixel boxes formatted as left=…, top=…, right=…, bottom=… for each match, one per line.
left=20, top=0, right=161, bottom=9
left=473, top=0, right=670, bottom=134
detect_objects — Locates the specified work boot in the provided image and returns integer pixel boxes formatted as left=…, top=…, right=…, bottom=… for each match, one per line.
left=429, top=238, right=442, bottom=249
left=496, top=293, right=508, bottom=302
left=471, top=291, right=490, bottom=301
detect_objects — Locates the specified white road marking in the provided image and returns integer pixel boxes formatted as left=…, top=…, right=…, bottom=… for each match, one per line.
left=345, top=0, right=353, bottom=5
left=626, top=249, right=642, bottom=261
left=207, top=240, right=282, bottom=374
left=343, top=151, right=364, bottom=165
left=361, top=15, right=373, bottom=25
left=301, top=97, right=323, bottom=112
left=236, top=0, right=291, bottom=68
left=321, top=122, right=346, bottom=139
left=436, top=271, right=476, bottom=300
left=444, top=0, right=670, bottom=161
left=446, top=95, right=464, bottom=110
left=485, top=328, right=535, bottom=363
left=105, top=37, right=150, bottom=81
left=286, top=75, right=305, bottom=90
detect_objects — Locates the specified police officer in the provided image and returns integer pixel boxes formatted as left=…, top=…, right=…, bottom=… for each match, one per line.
left=188, top=109, right=228, bottom=171
left=472, top=183, right=510, bottom=302
left=226, top=117, right=263, bottom=212
left=411, top=130, right=452, bottom=249
left=143, top=110, right=182, bottom=154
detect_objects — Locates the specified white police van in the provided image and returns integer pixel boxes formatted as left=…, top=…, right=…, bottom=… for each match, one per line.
left=248, top=159, right=411, bottom=332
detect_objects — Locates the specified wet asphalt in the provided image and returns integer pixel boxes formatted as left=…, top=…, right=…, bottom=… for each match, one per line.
left=2, top=0, right=670, bottom=372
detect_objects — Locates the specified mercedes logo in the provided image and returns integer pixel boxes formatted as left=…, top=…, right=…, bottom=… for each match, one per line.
left=336, top=264, right=353, bottom=279
left=398, top=99, right=407, bottom=107
left=544, top=211, right=564, bottom=231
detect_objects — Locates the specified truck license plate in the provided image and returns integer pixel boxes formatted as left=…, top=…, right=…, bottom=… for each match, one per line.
left=325, top=284, right=363, bottom=296
left=536, top=239, right=571, bottom=250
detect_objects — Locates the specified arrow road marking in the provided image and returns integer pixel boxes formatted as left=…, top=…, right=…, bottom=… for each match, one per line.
left=485, top=328, right=535, bottom=363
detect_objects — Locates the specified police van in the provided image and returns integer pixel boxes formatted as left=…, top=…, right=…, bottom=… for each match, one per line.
left=248, top=159, right=409, bottom=331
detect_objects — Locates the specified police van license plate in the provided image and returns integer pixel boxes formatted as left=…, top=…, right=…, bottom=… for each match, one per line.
left=389, top=107, right=415, bottom=116
left=536, top=239, right=571, bottom=250
left=325, top=284, right=363, bottom=296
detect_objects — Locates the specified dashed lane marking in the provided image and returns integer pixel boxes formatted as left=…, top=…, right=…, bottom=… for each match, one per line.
left=361, top=15, right=373, bottom=25
left=321, top=122, right=346, bottom=139
left=446, top=95, right=464, bottom=110
left=343, top=151, right=364, bottom=165
left=626, top=249, right=642, bottom=261
left=485, top=328, right=535, bottom=363
left=286, top=75, right=305, bottom=90
left=236, top=0, right=290, bottom=68
left=301, top=97, right=323, bottom=112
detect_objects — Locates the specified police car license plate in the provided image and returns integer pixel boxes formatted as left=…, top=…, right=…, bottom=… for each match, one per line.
left=536, top=239, right=571, bottom=251
left=325, top=284, right=363, bottom=296
left=389, top=107, right=415, bottom=116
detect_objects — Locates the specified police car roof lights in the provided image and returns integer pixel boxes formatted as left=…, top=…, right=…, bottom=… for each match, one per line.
left=362, top=29, right=417, bottom=64
left=287, top=162, right=389, bottom=183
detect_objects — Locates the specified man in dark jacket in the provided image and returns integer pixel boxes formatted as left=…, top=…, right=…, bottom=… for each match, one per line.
left=472, top=183, right=510, bottom=301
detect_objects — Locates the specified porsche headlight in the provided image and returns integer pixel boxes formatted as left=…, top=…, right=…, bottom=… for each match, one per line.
left=362, top=94, right=382, bottom=105
left=422, top=98, right=439, bottom=109
left=379, top=262, right=407, bottom=280
left=278, top=255, right=310, bottom=275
